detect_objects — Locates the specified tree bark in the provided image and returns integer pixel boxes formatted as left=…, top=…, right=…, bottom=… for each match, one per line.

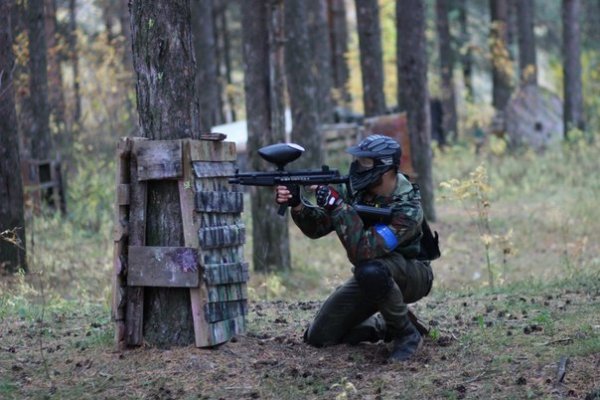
left=328, top=0, right=351, bottom=106
left=28, top=0, right=52, bottom=159
left=242, top=0, right=291, bottom=273
left=119, top=0, right=134, bottom=73
left=489, top=0, right=513, bottom=111
left=396, top=0, right=436, bottom=222
left=435, top=0, right=458, bottom=143
left=130, top=0, right=200, bottom=347
left=562, top=0, right=585, bottom=135
left=191, top=0, right=222, bottom=132
left=285, top=0, right=323, bottom=169
left=355, top=0, right=386, bottom=117
left=458, top=0, right=474, bottom=101
left=68, top=0, right=81, bottom=126
left=44, top=0, right=66, bottom=130
left=0, top=0, right=27, bottom=274
left=516, top=0, right=537, bottom=86
left=307, top=0, right=334, bottom=123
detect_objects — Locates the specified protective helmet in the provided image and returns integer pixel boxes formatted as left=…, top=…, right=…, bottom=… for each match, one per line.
left=346, top=134, right=402, bottom=191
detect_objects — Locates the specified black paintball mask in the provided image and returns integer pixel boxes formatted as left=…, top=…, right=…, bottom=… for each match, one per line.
left=346, top=134, right=402, bottom=192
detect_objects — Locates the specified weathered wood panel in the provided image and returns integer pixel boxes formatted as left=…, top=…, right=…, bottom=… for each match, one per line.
left=117, top=184, right=130, bottom=205
left=320, top=123, right=362, bottom=153
left=127, top=246, right=200, bottom=287
left=192, top=161, right=236, bottom=178
left=198, top=224, right=246, bottom=249
left=363, top=113, right=414, bottom=176
left=194, top=191, right=243, bottom=213
left=204, top=300, right=248, bottom=323
left=207, top=283, right=248, bottom=303
left=204, top=262, right=249, bottom=285
left=189, top=140, right=237, bottom=162
left=134, top=139, right=182, bottom=181
left=209, top=315, right=245, bottom=344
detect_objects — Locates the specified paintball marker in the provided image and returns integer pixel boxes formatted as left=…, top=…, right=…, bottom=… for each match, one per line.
left=228, top=143, right=349, bottom=215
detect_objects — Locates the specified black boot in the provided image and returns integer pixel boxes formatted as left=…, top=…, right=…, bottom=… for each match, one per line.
left=388, top=321, right=423, bottom=362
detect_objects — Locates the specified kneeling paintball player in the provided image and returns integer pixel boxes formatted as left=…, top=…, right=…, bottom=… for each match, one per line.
left=275, top=134, right=436, bottom=362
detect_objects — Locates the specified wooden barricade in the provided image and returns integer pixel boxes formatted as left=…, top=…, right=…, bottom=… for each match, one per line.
left=21, top=157, right=66, bottom=214
left=363, top=113, right=414, bottom=176
left=112, top=136, right=248, bottom=349
left=320, top=122, right=363, bottom=160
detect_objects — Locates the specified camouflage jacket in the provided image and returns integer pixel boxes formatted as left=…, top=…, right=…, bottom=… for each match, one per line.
left=291, top=174, right=423, bottom=266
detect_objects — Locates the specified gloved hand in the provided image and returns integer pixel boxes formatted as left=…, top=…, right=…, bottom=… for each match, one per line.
left=316, top=185, right=344, bottom=211
left=275, top=184, right=301, bottom=208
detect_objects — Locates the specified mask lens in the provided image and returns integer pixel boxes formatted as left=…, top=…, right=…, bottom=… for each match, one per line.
left=354, top=157, right=374, bottom=171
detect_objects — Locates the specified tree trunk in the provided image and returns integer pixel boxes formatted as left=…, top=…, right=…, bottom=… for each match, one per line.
left=44, top=0, right=66, bottom=131
left=119, top=0, right=134, bottom=73
left=516, top=0, right=537, bottom=86
left=215, top=0, right=233, bottom=122
left=489, top=0, right=513, bottom=111
left=562, top=0, right=585, bottom=135
left=435, top=0, right=457, bottom=144
left=130, top=0, right=201, bottom=347
left=285, top=0, right=323, bottom=169
left=396, top=0, right=436, bottom=222
left=328, top=0, right=351, bottom=106
left=0, top=0, right=27, bottom=274
left=355, top=0, right=386, bottom=117
left=28, top=0, right=52, bottom=159
left=242, top=0, right=291, bottom=273
left=68, top=0, right=81, bottom=126
left=458, top=0, right=474, bottom=101
left=307, top=0, right=334, bottom=123
left=191, top=0, right=222, bottom=132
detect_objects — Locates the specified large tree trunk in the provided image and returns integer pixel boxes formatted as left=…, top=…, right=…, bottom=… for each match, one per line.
left=355, top=0, right=386, bottom=117
left=242, top=0, right=291, bottom=273
left=435, top=0, right=458, bottom=143
left=68, top=0, right=81, bottom=126
left=562, top=0, right=585, bottom=135
left=0, top=0, right=27, bottom=274
left=44, top=0, right=66, bottom=131
left=328, top=0, right=351, bottom=106
left=28, top=0, right=52, bottom=159
left=130, top=0, right=200, bottom=347
left=191, top=0, right=222, bottom=132
left=516, top=0, right=537, bottom=86
left=307, top=0, right=334, bottom=123
left=285, top=0, right=322, bottom=168
left=458, top=0, right=474, bottom=101
left=489, top=0, right=513, bottom=111
left=397, top=0, right=436, bottom=222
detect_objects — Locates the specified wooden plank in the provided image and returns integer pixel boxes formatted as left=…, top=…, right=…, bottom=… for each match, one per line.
left=189, top=140, right=237, bottom=162
left=207, top=283, right=248, bottom=303
left=204, top=262, right=249, bottom=285
left=179, top=140, right=211, bottom=347
left=209, top=315, right=245, bottom=345
left=127, top=246, right=200, bottom=287
left=126, top=138, right=147, bottom=347
left=198, top=224, right=246, bottom=249
left=199, top=132, right=227, bottom=141
left=134, top=139, right=182, bottom=181
left=192, top=161, right=236, bottom=178
left=204, top=300, right=248, bottom=323
left=117, top=184, right=130, bottom=205
left=195, top=191, right=243, bottom=213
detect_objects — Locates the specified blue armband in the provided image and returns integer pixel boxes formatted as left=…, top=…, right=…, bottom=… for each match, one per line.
left=374, top=223, right=399, bottom=251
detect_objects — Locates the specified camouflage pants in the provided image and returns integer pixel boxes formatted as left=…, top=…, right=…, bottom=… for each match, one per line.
left=304, top=254, right=433, bottom=347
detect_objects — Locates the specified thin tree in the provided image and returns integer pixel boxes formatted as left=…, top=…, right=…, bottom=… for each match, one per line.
left=44, top=0, right=66, bottom=131
left=355, top=0, right=387, bottom=117
left=242, top=0, right=291, bottom=273
left=307, top=0, right=334, bottom=123
left=130, top=0, right=201, bottom=346
left=562, top=0, right=585, bottom=135
left=458, top=0, right=474, bottom=101
left=516, top=0, right=537, bottom=86
left=397, top=0, right=436, bottom=222
left=435, top=0, right=458, bottom=143
left=68, top=0, right=81, bottom=126
left=285, top=0, right=322, bottom=168
left=328, top=0, right=351, bottom=106
left=489, top=0, right=513, bottom=111
left=191, top=0, right=222, bottom=132
left=28, top=0, right=52, bottom=160
left=1, top=0, right=27, bottom=273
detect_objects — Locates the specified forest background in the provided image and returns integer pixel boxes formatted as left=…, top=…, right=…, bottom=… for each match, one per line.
left=1, top=0, right=599, bottom=399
